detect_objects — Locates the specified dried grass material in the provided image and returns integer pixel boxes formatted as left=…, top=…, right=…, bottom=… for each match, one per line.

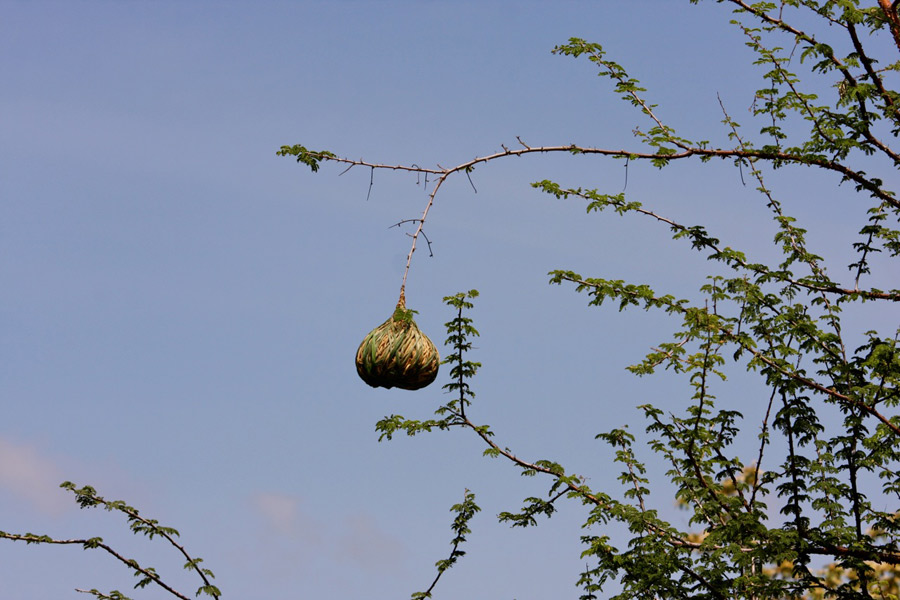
left=355, top=294, right=439, bottom=390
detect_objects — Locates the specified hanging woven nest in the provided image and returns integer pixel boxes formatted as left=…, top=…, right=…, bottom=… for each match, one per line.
left=355, top=292, right=439, bottom=390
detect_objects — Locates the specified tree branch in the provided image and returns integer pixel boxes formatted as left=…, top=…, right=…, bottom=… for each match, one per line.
left=553, top=273, right=900, bottom=438
left=285, top=142, right=899, bottom=211
left=0, top=533, right=191, bottom=600
left=878, top=0, right=900, bottom=53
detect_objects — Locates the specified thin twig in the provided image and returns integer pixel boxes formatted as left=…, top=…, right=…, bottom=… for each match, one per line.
left=749, top=387, right=777, bottom=509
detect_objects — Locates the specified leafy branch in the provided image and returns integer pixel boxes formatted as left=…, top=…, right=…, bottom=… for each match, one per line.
left=533, top=179, right=899, bottom=302
left=0, top=483, right=219, bottom=600
left=411, top=490, right=481, bottom=600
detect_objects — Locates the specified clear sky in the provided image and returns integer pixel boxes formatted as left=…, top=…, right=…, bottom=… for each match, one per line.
left=2, top=2, right=897, bottom=599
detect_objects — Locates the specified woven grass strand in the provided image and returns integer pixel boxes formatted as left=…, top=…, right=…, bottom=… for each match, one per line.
left=355, top=293, right=439, bottom=390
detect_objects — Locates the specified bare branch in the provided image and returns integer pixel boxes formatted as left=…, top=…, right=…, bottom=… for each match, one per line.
left=299, top=143, right=900, bottom=212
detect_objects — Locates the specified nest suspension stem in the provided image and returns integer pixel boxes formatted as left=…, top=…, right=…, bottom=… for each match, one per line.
left=398, top=172, right=448, bottom=298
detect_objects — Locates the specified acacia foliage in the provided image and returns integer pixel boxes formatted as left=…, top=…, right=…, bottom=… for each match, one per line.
left=284, top=1, right=900, bottom=599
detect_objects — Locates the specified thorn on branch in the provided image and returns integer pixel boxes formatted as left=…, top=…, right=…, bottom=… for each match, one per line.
left=420, top=229, right=434, bottom=257
left=517, top=136, right=532, bottom=150
left=390, top=219, right=424, bottom=229
left=397, top=221, right=433, bottom=257
left=412, top=165, right=432, bottom=192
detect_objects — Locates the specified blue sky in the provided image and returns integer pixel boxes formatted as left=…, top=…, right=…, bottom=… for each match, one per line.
left=2, top=2, right=897, bottom=599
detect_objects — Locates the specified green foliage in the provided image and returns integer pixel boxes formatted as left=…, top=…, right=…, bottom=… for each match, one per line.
left=392, top=305, right=418, bottom=322
left=275, top=144, right=336, bottom=172
left=362, top=3, right=900, bottom=599
left=78, top=590, right=133, bottom=600
left=1, top=483, right=219, bottom=600
left=411, top=489, right=481, bottom=600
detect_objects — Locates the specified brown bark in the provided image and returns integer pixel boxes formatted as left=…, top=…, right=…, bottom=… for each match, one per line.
left=878, top=0, right=900, bottom=52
